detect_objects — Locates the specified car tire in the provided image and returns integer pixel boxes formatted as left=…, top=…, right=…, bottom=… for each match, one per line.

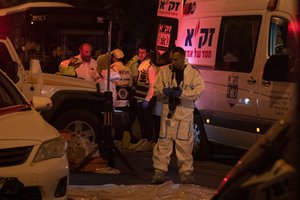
left=53, top=109, right=102, bottom=144
left=193, top=111, right=214, bottom=160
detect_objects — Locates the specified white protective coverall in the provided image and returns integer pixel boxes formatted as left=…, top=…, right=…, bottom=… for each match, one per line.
left=153, top=63, right=204, bottom=174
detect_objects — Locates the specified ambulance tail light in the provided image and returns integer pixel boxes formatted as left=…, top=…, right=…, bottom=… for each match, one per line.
left=288, top=19, right=300, bottom=35
left=267, top=0, right=278, bottom=11
left=294, top=15, right=300, bottom=34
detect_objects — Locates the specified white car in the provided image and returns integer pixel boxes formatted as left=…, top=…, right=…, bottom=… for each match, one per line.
left=0, top=69, right=69, bottom=199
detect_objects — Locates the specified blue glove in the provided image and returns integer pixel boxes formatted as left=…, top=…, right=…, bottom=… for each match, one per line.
left=141, top=100, right=149, bottom=109
left=163, top=87, right=182, bottom=97
left=163, top=87, right=173, bottom=96
left=172, top=88, right=182, bottom=98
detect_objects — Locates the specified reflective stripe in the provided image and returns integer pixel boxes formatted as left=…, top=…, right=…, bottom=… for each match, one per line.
left=134, top=62, right=151, bottom=100
left=59, top=66, right=76, bottom=77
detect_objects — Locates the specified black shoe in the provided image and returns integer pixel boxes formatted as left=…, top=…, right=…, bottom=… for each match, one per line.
left=180, top=171, right=194, bottom=184
left=151, top=169, right=167, bottom=184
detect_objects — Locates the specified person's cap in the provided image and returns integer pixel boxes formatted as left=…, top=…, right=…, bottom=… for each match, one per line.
left=111, top=49, right=124, bottom=59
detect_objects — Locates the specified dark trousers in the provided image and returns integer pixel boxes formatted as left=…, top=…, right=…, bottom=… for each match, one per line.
left=114, top=106, right=131, bottom=141
left=130, top=97, right=156, bottom=142
left=137, top=99, right=156, bottom=141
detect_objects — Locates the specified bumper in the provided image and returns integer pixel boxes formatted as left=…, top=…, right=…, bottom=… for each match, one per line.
left=0, top=154, right=69, bottom=200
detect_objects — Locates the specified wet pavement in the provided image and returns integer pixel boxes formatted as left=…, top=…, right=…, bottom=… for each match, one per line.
left=69, top=149, right=234, bottom=188
left=68, top=147, right=240, bottom=199
left=68, top=182, right=215, bottom=200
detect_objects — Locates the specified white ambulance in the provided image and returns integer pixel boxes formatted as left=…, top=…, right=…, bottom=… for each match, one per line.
left=155, top=0, right=299, bottom=155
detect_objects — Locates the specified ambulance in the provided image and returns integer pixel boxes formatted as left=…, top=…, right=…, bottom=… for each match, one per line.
left=155, top=0, right=299, bottom=154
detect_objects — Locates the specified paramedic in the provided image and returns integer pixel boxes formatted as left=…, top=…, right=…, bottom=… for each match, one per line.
left=130, top=43, right=157, bottom=151
left=59, top=43, right=100, bottom=81
left=108, top=49, right=133, bottom=146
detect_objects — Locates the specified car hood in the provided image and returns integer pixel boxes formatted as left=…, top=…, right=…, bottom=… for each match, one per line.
left=43, top=73, right=97, bottom=89
left=41, top=73, right=98, bottom=98
left=0, top=109, right=58, bottom=141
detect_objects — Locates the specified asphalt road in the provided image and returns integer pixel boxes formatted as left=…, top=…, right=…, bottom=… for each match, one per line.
left=69, top=145, right=244, bottom=189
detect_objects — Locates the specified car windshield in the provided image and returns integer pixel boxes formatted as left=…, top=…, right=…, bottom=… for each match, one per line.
left=0, top=71, right=30, bottom=111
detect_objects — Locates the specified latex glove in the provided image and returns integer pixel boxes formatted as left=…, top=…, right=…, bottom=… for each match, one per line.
left=163, top=87, right=173, bottom=97
left=172, top=88, right=182, bottom=98
left=141, top=100, right=149, bottom=109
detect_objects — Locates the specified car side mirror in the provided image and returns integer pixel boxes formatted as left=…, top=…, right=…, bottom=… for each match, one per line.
left=263, top=54, right=289, bottom=82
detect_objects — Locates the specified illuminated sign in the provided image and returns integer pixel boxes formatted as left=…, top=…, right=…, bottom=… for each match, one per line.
left=176, top=17, right=221, bottom=67
left=156, top=24, right=173, bottom=55
left=157, top=0, right=183, bottom=18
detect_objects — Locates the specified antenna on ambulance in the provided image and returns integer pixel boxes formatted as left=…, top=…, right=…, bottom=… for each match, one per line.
left=106, top=20, right=113, bottom=91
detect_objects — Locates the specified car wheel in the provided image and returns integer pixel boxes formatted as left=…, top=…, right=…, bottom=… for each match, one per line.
left=53, top=109, right=102, bottom=144
left=193, top=112, right=213, bottom=160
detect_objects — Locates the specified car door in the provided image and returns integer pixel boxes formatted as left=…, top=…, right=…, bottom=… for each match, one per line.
left=211, top=15, right=262, bottom=148
left=257, top=14, right=297, bottom=136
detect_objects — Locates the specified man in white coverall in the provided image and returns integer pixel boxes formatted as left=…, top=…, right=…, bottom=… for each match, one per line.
left=152, top=46, right=204, bottom=184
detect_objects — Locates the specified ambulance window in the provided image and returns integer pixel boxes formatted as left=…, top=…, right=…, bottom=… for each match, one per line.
left=267, top=17, right=297, bottom=82
left=216, top=16, right=261, bottom=72
left=269, top=17, right=288, bottom=56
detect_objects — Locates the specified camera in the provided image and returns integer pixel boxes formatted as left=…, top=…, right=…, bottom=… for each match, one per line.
left=167, top=87, right=181, bottom=119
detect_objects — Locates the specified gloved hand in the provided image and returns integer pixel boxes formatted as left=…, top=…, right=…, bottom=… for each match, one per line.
left=141, top=100, right=149, bottom=109
left=172, top=88, right=182, bottom=98
left=163, top=87, right=173, bottom=97
left=163, top=87, right=182, bottom=97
